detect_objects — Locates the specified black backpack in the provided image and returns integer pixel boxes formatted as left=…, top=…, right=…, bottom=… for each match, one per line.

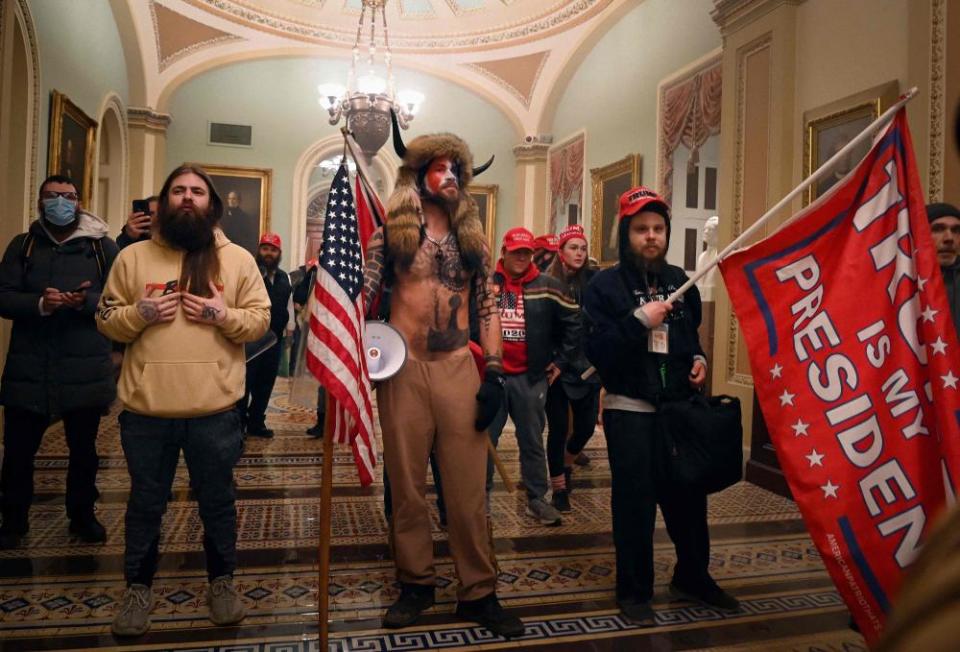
left=19, top=232, right=107, bottom=283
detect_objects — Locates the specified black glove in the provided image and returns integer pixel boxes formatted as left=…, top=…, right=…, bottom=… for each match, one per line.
left=475, top=370, right=505, bottom=431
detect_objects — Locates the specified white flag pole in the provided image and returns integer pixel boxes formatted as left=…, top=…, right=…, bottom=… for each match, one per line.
left=665, top=86, right=919, bottom=305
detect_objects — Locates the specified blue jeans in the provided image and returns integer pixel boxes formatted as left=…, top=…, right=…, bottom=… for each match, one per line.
left=119, top=409, right=244, bottom=585
left=486, top=374, right=549, bottom=501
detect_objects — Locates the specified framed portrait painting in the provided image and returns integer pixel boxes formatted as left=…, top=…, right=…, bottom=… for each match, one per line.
left=590, top=154, right=642, bottom=267
left=803, top=81, right=899, bottom=205
left=468, top=184, right=498, bottom=251
left=47, top=90, right=97, bottom=209
left=189, top=163, right=272, bottom=255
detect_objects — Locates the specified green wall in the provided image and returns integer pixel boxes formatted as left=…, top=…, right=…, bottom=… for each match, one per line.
left=29, top=0, right=129, bottom=186
left=551, top=0, right=720, bottom=211
left=165, top=57, right=519, bottom=258
left=25, top=0, right=721, bottom=253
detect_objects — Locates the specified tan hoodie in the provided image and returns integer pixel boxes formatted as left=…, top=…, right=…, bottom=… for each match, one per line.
left=96, top=230, right=270, bottom=417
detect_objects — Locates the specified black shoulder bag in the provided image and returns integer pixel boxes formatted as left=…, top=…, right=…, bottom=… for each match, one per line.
left=657, top=393, right=743, bottom=494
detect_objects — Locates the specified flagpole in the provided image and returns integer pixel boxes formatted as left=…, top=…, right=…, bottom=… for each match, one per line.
left=342, top=127, right=386, bottom=222
left=318, top=393, right=334, bottom=650
left=665, top=86, right=919, bottom=305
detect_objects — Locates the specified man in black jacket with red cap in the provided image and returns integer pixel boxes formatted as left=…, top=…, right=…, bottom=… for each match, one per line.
left=582, top=186, right=738, bottom=626
left=239, top=232, right=291, bottom=438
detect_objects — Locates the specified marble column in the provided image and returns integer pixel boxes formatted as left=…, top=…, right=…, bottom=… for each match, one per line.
left=512, top=138, right=551, bottom=234
left=126, top=106, right=171, bottom=199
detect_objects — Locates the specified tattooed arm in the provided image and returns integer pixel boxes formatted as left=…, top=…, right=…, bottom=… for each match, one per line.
left=96, top=250, right=170, bottom=343
left=473, top=251, right=503, bottom=374
left=362, top=227, right=386, bottom=319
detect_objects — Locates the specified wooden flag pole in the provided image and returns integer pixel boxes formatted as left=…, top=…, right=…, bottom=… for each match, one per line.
left=486, top=438, right=514, bottom=494
left=318, top=393, right=334, bottom=650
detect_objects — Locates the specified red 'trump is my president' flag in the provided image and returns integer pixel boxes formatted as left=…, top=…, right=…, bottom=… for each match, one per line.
left=719, top=110, right=960, bottom=642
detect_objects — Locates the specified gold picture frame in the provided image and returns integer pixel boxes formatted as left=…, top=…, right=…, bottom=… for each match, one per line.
left=47, top=90, right=98, bottom=209
left=590, top=154, right=642, bottom=267
left=802, top=81, right=899, bottom=205
left=468, top=184, right=498, bottom=251
left=187, top=163, right=272, bottom=255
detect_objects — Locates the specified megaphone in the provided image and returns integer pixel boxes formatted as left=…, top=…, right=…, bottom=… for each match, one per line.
left=363, top=321, right=407, bottom=382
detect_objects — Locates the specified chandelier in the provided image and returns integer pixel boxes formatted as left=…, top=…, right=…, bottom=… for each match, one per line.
left=317, top=0, right=423, bottom=162
left=316, top=155, right=357, bottom=176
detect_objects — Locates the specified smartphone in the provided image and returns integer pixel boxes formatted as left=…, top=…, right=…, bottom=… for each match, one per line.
left=132, top=199, right=150, bottom=214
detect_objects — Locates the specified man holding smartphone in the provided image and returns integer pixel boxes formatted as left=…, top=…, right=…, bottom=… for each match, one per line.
left=118, top=196, right=158, bottom=249
left=0, top=175, right=119, bottom=549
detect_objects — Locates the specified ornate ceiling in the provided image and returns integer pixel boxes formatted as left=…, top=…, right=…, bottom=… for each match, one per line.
left=122, top=0, right=635, bottom=136
left=180, top=0, right=611, bottom=51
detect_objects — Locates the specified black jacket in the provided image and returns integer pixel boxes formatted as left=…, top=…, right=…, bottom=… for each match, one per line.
left=943, top=261, right=960, bottom=341
left=0, top=217, right=119, bottom=416
left=583, top=262, right=705, bottom=403
left=116, top=229, right=150, bottom=250
left=262, top=267, right=292, bottom=337
left=292, top=265, right=317, bottom=307
left=544, top=260, right=600, bottom=395
left=492, top=265, right=581, bottom=382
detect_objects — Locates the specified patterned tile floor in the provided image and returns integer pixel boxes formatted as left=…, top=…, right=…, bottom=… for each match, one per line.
left=0, top=378, right=864, bottom=651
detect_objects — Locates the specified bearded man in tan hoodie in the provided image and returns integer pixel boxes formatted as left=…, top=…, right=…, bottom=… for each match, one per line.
left=96, top=165, right=270, bottom=638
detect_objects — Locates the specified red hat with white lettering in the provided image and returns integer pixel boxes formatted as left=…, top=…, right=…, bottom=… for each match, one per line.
left=558, top=224, right=587, bottom=249
left=259, top=232, right=282, bottom=250
left=618, top=186, right=670, bottom=222
left=534, top=234, right=559, bottom=252
left=502, top=227, right=536, bottom=252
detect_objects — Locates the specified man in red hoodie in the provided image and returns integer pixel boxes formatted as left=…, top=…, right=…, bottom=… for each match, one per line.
left=488, top=227, right=580, bottom=526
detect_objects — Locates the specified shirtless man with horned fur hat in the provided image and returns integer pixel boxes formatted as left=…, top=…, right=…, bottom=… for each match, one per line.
left=362, top=115, right=523, bottom=638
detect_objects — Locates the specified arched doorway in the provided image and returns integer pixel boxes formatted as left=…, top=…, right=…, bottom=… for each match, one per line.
left=0, top=0, right=38, bottom=238
left=0, top=0, right=40, bottom=371
left=303, top=185, right=329, bottom=263
left=290, top=134, right=399, bottom=265
left=95, top=95, right=128, bottom=234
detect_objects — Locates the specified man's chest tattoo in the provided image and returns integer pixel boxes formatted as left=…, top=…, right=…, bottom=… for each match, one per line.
left=427, top=294, right=468, bottom=351
left=427, top=237, right=466, bottom=292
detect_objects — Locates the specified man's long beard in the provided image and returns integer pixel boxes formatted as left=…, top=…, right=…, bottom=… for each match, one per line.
left=159, top=205, right=216, bottom=252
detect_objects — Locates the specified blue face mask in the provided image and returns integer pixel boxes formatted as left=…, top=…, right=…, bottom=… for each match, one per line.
left=42, top=196, right=78, bottom=226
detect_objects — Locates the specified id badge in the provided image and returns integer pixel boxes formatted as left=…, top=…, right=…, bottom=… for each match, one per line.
left=648, top=323, right=669, bottom=354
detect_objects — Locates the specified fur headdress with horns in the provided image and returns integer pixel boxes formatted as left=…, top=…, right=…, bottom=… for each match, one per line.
left=385, top=111, right=494, bottom=273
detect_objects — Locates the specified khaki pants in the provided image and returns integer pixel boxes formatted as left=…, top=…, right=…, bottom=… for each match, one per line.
left=377, top=349, right=497, bottom=601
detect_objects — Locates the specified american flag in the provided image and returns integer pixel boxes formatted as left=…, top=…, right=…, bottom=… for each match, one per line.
left=305, top=164, right=376, bottom=486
